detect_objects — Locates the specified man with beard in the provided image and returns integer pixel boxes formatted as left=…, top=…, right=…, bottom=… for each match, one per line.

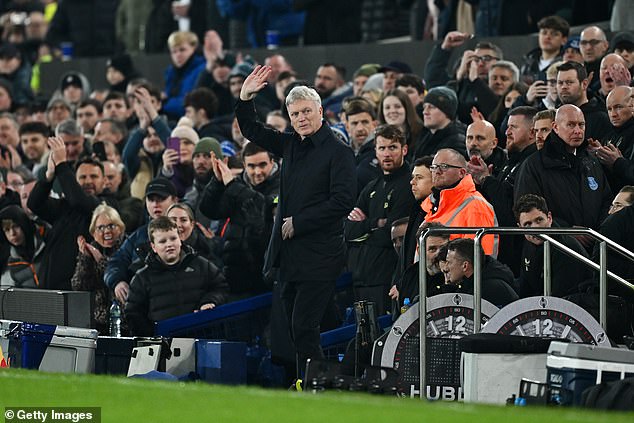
left=343, top=98, right=379, bottom=195
left=27, top=137, right=113, bottom=289
left=556, top=61, right=613, bottom=142
left=345, top=124, right=415, bottom=314
left=314, top=63, right=352, bottom=122
left=468, top=106, right=538, bottom=274
left=200, top=141, right=280, bottom=299
left=183, top=137, right=224, bottom=228
left=19, top=121, right=49, bottom=173
left=465, top=119, right=507, bottom=177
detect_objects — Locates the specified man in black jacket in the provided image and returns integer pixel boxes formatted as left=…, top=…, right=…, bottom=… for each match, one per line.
left=443, top=238, right=518, bottom=308
left=519, top=15, right=568, bottom=85
left=237, top=65, right=356, bottom=375
left=593, top=86, right=634, bottom=191
left=27, top=137, right=113, bottom=290
left=200, top=142, right=280, bottom=299
left=125, top=216, right=227, bottom=336
left=469, top=106, right=539, bottom=275
left=345, top=124, right=415, bottom=314
left=343, top=98, right=380, bottom=196
left=513, top=194, right=590, bottom=298
left=515, top=104, right=612, bottom=232
left=414, top=87, right=467, bottom=159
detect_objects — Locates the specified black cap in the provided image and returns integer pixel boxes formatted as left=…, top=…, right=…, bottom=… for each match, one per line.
left=145, top=177, right=177, bottom=198
left=379, top=61, right=412, bottom=74
left=0, top=43, right=20, bottom=60
left=61, top=73, right=82, bottom=91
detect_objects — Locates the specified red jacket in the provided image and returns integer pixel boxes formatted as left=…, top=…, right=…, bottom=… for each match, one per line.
left=421, top=174, right=498, bottom=255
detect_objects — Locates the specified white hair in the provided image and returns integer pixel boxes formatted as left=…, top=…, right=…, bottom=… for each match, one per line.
left=285, top=85, right=321, bottom=108
left=490, top=60, right=520, bottom=83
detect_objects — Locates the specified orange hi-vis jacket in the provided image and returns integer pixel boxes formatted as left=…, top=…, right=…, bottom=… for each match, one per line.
left=421, top=174, right=498, bottom=256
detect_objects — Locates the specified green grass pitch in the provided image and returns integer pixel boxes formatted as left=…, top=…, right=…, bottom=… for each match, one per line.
left=1, top=369, right=633, bottom=422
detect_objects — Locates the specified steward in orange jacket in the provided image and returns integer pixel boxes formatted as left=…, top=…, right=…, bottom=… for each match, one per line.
left=421, top=173, right=498, bottom=255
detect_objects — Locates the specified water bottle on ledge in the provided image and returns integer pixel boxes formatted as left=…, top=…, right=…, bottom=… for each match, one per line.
left=400, top=298, right=411, bottom=315
left=109, top=300, right=122, bottom=337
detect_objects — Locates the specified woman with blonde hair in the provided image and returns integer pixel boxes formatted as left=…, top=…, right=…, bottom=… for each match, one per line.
left=71, top=204, right=125, bottom=334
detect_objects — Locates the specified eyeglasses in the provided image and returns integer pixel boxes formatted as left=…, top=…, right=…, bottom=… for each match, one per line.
left=547, top=79, right=557, bottom=86
left=580, top=39, right=604, bottom=47
left=473, top=55, right=498, bottom=63
left=96, top=223, right=118, bottom=232
left=429, top=163, right=464, bottom=172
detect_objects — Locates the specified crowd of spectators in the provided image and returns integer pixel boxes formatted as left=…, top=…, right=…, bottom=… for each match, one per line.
left=0, top=1, right=634, bottom=353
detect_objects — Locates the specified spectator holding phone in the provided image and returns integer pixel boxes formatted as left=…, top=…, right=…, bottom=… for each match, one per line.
left=159, top=117, right=199, bottom=198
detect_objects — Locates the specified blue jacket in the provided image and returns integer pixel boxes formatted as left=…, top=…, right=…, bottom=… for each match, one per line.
left=103, top=224, right=148, bottom=290
left=216, top=0, right=305, bottom=48
left=163, top=55, right=206, bottom=120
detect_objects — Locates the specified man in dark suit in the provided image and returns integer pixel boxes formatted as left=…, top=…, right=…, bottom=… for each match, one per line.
left=236, top=65, right=357, bottom=376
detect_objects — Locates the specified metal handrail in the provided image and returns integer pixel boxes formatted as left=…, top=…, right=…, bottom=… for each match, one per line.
left=417, top=226, right=634, bottom=400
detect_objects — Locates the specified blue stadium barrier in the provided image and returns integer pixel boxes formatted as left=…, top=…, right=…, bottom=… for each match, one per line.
left=320, top=314, right=392, bottom=348
left=154, top=272, right=353, bottom=339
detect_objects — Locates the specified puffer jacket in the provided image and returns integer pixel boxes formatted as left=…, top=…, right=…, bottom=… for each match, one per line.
left=125, top=246, right=228, bottom=336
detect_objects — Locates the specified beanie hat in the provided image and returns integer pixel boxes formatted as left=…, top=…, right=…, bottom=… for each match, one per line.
left=564, top=36, right=580, bottom=52
left=194, top=137, right=223, bottom=159
left=46, top=96, right=72, bottom=112
left=106, top=53, right=137, bottom=78
left=423, top=86, right=458, bottom=120
left=221, top=140, right=237, bottom=157
left=229, top=62, right=255, bottom=79
left=353, top=63, right=380, bottom=79
left=170, top=117, right=199, bottom=144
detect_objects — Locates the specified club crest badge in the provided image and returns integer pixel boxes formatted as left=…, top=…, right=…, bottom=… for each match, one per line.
left=587, top=176, right=598, bottom=191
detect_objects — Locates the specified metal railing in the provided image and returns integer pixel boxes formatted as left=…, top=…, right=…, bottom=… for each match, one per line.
left=416, top=226, right=634, bottom=400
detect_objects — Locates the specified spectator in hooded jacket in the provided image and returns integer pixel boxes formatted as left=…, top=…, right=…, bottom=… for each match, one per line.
left=0, top=204, right=46, bottom=288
